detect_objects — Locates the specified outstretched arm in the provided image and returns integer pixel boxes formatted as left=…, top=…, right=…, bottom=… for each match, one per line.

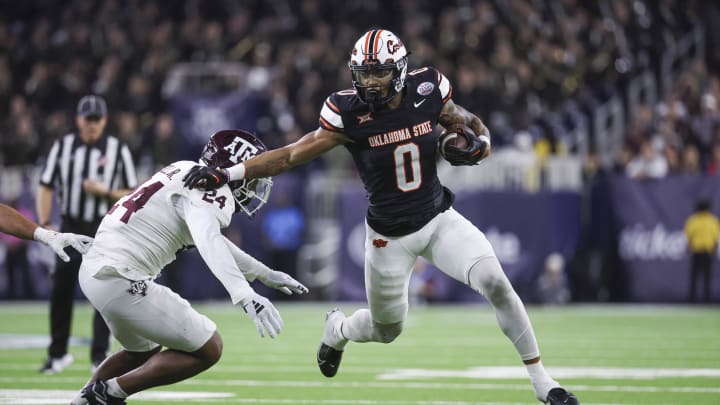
left=184, top=128, right=349, bottom=189
left=245, top=127, right=349, bottom=179
left=0, top=203, right=41, bottom=240
left=182, top=199, right=254, bottom=304
left=222, top=236, right=309, bottom=295
left=0, top=203, right=93, bottom=262
left=182, top=198, right=283, bottom=338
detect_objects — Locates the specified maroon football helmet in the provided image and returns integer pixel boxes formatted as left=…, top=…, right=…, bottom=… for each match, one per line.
left=200, top=129, right=272, bottom=217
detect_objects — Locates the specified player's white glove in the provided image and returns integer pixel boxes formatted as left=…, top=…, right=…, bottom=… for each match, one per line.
left=241, top=293, right=283, bottom=338
left=260, top=270, right=309, bottom=295
left=34, top=227, right=93, bottom=262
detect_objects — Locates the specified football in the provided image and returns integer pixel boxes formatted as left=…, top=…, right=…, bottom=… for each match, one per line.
left=438, top=124, right=473, bottom=157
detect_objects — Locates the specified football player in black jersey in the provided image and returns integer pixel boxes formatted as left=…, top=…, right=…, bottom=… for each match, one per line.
left=184, top=29, right=578, bottom=404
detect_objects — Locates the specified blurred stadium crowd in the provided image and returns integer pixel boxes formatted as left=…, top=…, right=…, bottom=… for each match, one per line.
left=0, top=0, right=718, bottom=177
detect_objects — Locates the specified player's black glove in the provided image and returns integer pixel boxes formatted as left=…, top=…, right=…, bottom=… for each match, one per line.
left=443, top=134, right=489, bottom=166
left=182, top=165, right=229, bottom=190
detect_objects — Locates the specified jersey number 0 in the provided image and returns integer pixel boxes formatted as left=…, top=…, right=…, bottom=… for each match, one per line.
left=394, top=143, right=422, bottom=192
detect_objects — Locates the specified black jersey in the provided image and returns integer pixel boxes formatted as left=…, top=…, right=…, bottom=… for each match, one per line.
left=319, top=66, right=455, bottom=236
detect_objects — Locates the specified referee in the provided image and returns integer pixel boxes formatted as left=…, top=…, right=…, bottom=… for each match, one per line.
left=36, top=95, right=138, bottom=373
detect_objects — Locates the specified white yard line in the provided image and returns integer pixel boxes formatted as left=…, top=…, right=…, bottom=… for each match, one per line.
left=180, top=379, right=720, bottom=394
left=0, top=389, right=232, bottom=404
left=0, top=363, right=379, bottom=373
left=2, top=376, right=718, bottom=394
left=0, top=390, right=662, bottom=405
left=377, top=366, right=720, bottom=380
left=3, top=363, right=719, bottom=378
left=195, top=399, right=635, bottom=405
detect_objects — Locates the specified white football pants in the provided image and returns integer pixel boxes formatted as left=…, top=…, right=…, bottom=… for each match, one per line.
left=341, top=207, right=540, bottom=360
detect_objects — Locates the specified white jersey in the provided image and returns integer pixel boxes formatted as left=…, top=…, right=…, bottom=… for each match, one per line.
left=86, top=160, right=264, bottom=304
left=90, top=160, right=233, bottom=277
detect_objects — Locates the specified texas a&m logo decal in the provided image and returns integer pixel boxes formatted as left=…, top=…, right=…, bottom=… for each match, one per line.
left=224, top=137, right=259, bottom=164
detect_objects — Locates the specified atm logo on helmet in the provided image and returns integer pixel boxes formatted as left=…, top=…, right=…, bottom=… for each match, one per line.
left=224, top=137, right=259, bottom=164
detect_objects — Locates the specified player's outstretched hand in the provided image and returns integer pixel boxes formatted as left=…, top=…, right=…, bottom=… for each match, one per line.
left=242, top=293, right=283, bottom=338
left=261, top=270, right=310, bottom=295
left=182, top=165, right=228, bottom=190
left=35, top=228, right=93, bottom=262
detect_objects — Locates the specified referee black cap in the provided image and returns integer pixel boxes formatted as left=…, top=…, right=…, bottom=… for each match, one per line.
left=77, top=95, right=108, bottom=118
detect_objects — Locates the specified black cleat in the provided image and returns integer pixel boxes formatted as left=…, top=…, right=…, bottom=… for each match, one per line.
left=81, top=380, right=127, bottom=405
left=545, top=387, right=579, bottom=405
left=317, top=342, right=343, bottom=377
left=317, top=309, right=346, bottom=378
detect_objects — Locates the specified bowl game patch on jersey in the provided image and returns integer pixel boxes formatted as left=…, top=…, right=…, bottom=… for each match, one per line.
left=417, top=82, right=435, bottom=96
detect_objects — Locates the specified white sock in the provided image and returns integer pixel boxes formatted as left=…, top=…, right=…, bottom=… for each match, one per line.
left=333, top=319, right=348, bottom=350
left=106, top=378, right=128, bottom=399
left=526, top=360, right=559, bottom=401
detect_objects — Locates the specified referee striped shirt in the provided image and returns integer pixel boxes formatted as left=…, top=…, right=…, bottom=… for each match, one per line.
left=39, top=132, right=138, bottom=223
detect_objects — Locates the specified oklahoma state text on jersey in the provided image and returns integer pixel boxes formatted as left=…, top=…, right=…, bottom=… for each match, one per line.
left=319, top=66, right=456, bottom=236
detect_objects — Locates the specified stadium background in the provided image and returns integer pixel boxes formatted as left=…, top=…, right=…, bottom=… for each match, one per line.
left=1, top=0, right=720, bottom=304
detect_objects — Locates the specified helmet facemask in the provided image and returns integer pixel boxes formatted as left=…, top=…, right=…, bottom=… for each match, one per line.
left=350, top=57, right=407, bottom=109
left=229, top=177, right=273, bottom=218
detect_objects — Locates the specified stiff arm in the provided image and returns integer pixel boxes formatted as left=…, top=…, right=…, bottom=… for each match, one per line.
left=230, top=128, right=350, bottom=181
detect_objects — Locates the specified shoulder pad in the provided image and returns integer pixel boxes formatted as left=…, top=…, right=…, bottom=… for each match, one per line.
left=175, top=162, right=234, bottom=228
left=185, top=186, right=234, bottom=228
left=319, top=90, right=361, bottom=133
left=407, top=66, right=453, bottom=103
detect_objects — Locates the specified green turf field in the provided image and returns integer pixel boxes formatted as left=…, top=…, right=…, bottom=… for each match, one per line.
left=0, top=302, right=718, bottom=404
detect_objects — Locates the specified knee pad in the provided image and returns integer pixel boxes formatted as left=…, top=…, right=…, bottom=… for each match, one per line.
left=468, top=257, right=514, bottom=304
left=372, top=321, right=403, bottom=344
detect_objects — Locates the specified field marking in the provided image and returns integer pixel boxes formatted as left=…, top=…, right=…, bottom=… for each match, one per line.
left=183, top=379, right=720, bottom=394
left=0, top=334, right=90, bottom=349
left=0, top=390, right=653, bottom=405
left=377, top=366, right=720, bottom=380
left=4, top=360, right=720, bottom=375
left=0, top=389, right=232, bottom=404
left=1, top=376, right=719, bottom=395
left=0, top=363, right=381, bottom=374
left=192, top=399, right=636, bottom=405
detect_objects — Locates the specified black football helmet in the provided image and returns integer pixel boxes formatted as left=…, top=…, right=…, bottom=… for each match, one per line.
left=200, top=129, right=272, bottom=217
left=349, top=29, right=409, bottom=109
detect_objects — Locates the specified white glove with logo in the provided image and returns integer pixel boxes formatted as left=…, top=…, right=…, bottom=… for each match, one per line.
left=34, top=227, right=93, bottom=262
left=260, top=270, right=309, bottom=295
left=241, top=293, right=283, bottom=338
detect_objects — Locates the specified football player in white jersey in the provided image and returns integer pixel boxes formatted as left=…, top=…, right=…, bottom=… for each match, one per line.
left=183, top=30, right=578, bottom=405
left=0, top=203, right=93, bottom=261
left=70, top=130, right=308, bottom=405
